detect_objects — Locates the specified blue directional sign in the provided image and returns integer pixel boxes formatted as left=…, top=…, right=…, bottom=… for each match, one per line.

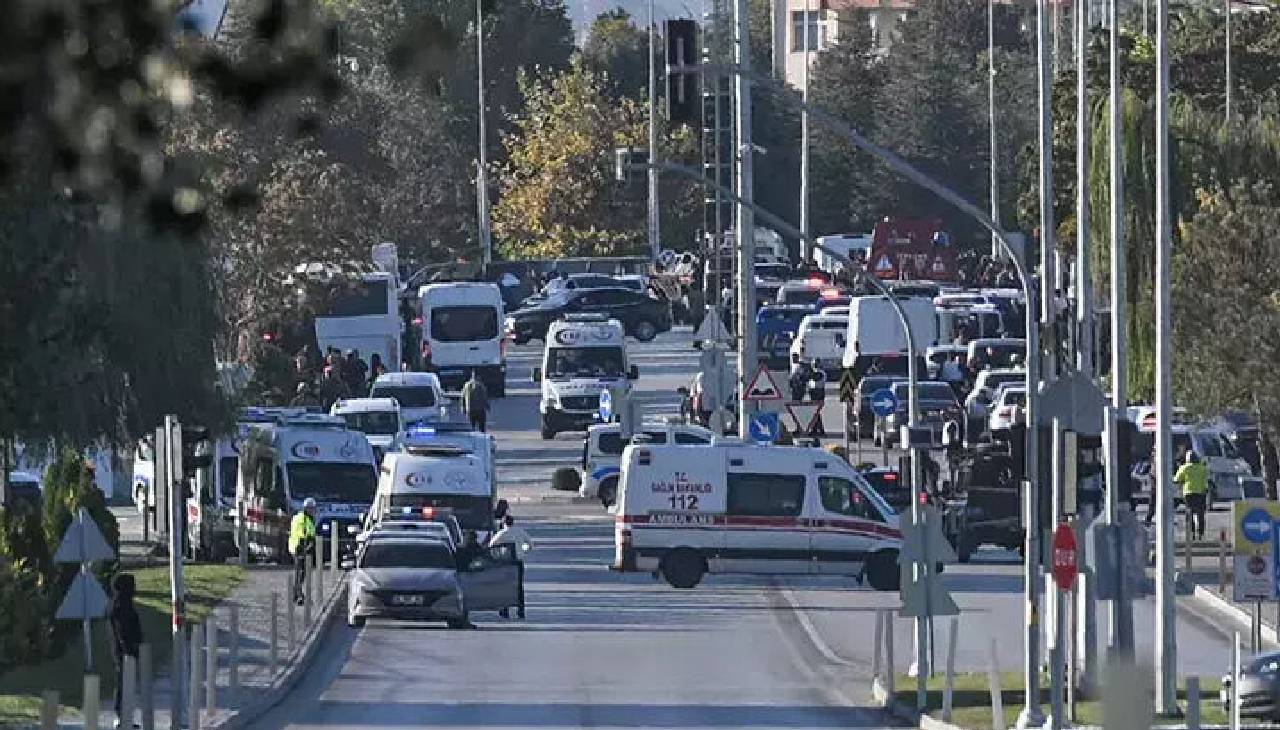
left=1243, top=508, right=1274, bottom=544
left=870, top=388, right=899, bottom=418
left=598, top=390, right=613, bottom=422
left=748, top=412, right=781, bottom=444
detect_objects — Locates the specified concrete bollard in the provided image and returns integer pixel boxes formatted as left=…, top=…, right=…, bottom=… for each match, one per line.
left=270, top=592, right=279, bottom=676
left=943, top=616, right=958, bottom=722
left=872, top=610, right=884, bottom=683
left=121, top=654, right=137, bottom=729
left=39, top=690, right=57, bottom=730
left=205, top=617, right=217, bottom=713
left=988, top=637, right=1004, bottom=730
left=287, top=582, right=297, bottom=652
left=316, top=538, right=325, bottom=600
left=1186, top=676, right=1201, bottom=730
left=1220, top=528, right=1229, bottom=594
left=140, top=643, right=154, bottom=730
left=82, top=675, right=99, bottom=730
left=229, top=604, right=240, bottom=701
left=237, top=501, right=248, bottom=567
left=884, top=611, right=896, bottom=700
left=188, top=625, right=203, bottom=730
left=304, top=560, right=314, bottom=626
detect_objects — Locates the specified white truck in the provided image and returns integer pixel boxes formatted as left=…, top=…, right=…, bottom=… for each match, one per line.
left=842, top=294, right=939, bottom=376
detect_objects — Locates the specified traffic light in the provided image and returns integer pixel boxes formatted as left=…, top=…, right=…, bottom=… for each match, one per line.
left=1113, top=416, right=1137, bottom=506
left=665, top=19, right=699, bottom=126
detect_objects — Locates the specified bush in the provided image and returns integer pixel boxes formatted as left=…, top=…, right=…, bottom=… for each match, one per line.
left=0, top=560, right=53, bottom=671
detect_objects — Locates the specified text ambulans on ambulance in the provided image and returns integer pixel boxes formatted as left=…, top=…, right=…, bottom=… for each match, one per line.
left=614, top=441, right=902, bottom=590
left=372, top=432, right=495, bottom=533
left=237, top=412, right=377, bottom=562
left=532, top=314, right=638, bottom=440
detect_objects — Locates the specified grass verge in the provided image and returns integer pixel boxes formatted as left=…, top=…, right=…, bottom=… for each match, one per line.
left=0, top=564, right=244, bottom=727
left=892, top=671, right=1226, bottom=728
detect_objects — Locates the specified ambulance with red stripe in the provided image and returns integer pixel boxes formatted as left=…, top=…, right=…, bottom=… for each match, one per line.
left=613, top=441, right=903, bottom=590
left=236, top=412, right=377, bottom=563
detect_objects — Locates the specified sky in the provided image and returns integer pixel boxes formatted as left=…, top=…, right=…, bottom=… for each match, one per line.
left=567, top=0, right=702, bottom=42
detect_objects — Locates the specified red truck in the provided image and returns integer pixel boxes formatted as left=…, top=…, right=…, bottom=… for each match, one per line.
left=867, top=218, right=958, bottom=282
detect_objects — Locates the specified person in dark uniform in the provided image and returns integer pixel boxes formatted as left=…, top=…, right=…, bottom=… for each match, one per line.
left=110, top=573, right=143, bottom=728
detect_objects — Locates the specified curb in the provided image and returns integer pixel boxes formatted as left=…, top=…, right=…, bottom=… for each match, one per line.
left=207, top=581, right=347, bottom=730
left=872, top=680, right=968, bottom=730
left=1189, top=584, right=1279, bottom=646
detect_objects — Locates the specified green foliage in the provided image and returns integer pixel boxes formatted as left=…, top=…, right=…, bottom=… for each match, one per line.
left=41, top=450, right=120, bottom=587
left=0, top=560, right=51, bottom=672
left=582, top=9, right=651, bottom=101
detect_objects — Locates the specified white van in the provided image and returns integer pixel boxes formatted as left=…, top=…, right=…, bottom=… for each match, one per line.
left=186, top=435, right=240, bottom=561
left=418, top=282, right=506, bottom=396
left=532, top=314, right=638, bottom=440
left=237, top=413, right=378, bottom=562
left=580, top=421, right=715, bottom=506
left=369, top=371, right=450, bottom=427
left=843, top=294, right=938, bottom=375
left=789, top=313, right=847, bottom=374
left=614, top=441, right=902, bottom=590
left=330, top=397, right=403, bottom=463
left=372, top=442, right=495, bottom=534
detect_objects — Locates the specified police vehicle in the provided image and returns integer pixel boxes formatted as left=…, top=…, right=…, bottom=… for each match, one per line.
left=532, top=314, right=638, bottom=440
left=580, top=421, right=715, bottom=507
left=614, top=440, right=902, bottom=590
left=236, top=411, right=377, bottom=563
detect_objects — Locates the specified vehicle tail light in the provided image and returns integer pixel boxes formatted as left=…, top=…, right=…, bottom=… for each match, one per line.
left=500, top=335, right=508, bottom=358
left=919, top=492, right=929, bottom=505
left=421, top=506, right=436, bottom=519
left=882, top=472, right=897, bottom=482
left=997, top=406, right=1013, bottom=418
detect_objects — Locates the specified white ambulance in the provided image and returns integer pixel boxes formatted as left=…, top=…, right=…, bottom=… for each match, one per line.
left=237, top=412, right=378, bottom=563
left=330, top=397, right=403, bottom=465
left=371, top=438, right=495, bottom=535
left=614, top=441, right=902, bottom=590
left=532, top=314, right=638, bottom=439
left=580, top=420, right=715, bottom=506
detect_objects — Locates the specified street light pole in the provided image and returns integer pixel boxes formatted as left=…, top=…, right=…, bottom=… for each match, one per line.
left=733, top=0, right=757, bottom=440
left=1076, top=0, right=1092, bottom=376
left=648, top=0, right=661, bottom=263
left=475, top=0, right=492, bottom=266
left=988, top=0, right=1002, bottom=261
left=1225, top=0, right=1232, bottom=126
left=799, top=0, right=812, bottom=264
left=1154, top=0, right=1179, bottom=714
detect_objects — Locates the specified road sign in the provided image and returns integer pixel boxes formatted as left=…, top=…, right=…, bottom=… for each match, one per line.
left=784, top=402, right=821, bottom=433
left=693, top=314, right=732, bottom=344
left=1052, top=522, right=1078, bottom=591
left=659, top=248, right=677, bottom=267
left=899, top=505, right=959, bottom=618
left=1233, top=500, right=1280, bottom=601
left=838, top=369, right=858, bottom=403
left=598, top=389, right=613, bottom=422
left=56, top=571, right=110, bottom=620
left=870, top=388, right=898, bottom=418
left=748, top=412, right=781, bottom=444
left=744, top=364, right=784, bottom=401
left=53, top=510, right=116, bottom=564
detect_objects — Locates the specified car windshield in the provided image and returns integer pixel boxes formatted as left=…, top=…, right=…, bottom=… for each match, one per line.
left=219, top=457, right=237, bottom=499
left=359, top=541, right=454, bottom=570
left=430, top=306, right=498, bottom=342
left=895, top=383, right=957, bottom=404
left=370, top=385, right=436, bottom=408
left=547, top=347, right=625, bottom=378
left=1195, top=433, right=1223, bottom=457
left=340, top=411, right=400, bottom=435
left=286, top=463, right=376, bottom=504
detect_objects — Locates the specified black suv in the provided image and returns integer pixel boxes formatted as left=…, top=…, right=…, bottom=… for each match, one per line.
left=507, top=288, right=672, bottom=344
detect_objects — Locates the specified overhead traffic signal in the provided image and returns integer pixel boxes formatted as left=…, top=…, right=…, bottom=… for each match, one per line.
left=665, top=19, right=699, bottom=126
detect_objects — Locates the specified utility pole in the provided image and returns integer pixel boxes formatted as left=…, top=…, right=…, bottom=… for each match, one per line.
left=648, top=0, right=661, bottom=263
left=1017, top=2, right=1054, bottom=728
left=1154, top=0, right=1179, bottom=715
left=733, top=0, right=757, bottom=440
left=1076, top=0, right=1092, bottom=376
left=1106, top=0, right=1134, bottom=658
left=475, top=0, right=492, bottom=266
left=799, top=0, right=812, bottom=264
left=988, top=0, right=1002, bottom=261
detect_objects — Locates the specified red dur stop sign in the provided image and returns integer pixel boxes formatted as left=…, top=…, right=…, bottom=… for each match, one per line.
left=1051, top=523, right=1078, bottom=591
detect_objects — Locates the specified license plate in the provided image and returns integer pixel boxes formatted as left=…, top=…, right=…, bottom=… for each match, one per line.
left=390, top=594, right=425, bottom=606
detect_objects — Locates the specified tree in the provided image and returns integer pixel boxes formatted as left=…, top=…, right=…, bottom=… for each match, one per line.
left=491, top=60, right=648, bottom=258
left=582, top=9, right=651, bottom=101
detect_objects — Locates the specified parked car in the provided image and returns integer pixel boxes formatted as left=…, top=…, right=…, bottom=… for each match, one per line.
left=505, top=288, right=672, bottom=344
left=1222, top=650, right=1280, bottom=720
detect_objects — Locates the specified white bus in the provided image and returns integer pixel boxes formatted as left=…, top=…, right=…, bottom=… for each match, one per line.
left=314, top=272, right=401, bottom=373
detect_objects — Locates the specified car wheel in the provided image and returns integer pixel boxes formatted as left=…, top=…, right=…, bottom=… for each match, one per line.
left=865, top=550, right=900, bottom=591
left=599, top=477, right=619, bottom=507
left=660, top=549, right=705, bottom=589
left=447, top=614, right=470, bottom=630
left=551, top=467, right=581, bottom=492
left=633, top=320, right=657, bottom=342
left=348, top=614, right=365, bottom=628
left=540, top=421, right=556, bottom=440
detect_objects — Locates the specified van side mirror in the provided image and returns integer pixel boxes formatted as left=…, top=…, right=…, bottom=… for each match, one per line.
left=531, top=367, right=542, bottom=383
left=628, top=365, right=639, bottom=380
left=676, top=386, right=689, bottom=396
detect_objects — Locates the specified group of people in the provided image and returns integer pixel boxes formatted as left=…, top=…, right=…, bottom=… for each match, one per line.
left=289, top=346, right=389, bottom=411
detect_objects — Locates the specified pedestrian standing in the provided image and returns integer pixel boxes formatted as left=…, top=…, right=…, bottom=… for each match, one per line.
left=461, top=371, right=490, bottom=432
left=489, top=515, right=533, bottom=619
left=788, top=354, right=810, bottom=403
left=289, top=498, right=317, bottom=605
left=110, top=573, right=142, bottom=729
left=1175, top=451, right=1210, bottom=541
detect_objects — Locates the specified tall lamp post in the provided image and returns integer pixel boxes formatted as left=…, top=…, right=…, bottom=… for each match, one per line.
left=648, top=0, right=661, bottom=262
left=475, top=0, right=492, bottom=266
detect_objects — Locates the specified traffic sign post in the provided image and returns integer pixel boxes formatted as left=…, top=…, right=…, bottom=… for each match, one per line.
left=748, top=412, right=780, bottom=444
left=1231, top=500, right=1280, bottom=602
left=743, top=363, right=784, bottom=402
left=784, top=402, right=821, bottom=437
left=54, top=508, right=116, bottom=672
left=870, top=388, right=898, bottom=418
left=1052, top=522, right=1078, bottom=591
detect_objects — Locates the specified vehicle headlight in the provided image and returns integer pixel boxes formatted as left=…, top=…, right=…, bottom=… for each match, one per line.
left=504, top=317, right=516, bottom=332
left=346, top=524, right=359, bottom=535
